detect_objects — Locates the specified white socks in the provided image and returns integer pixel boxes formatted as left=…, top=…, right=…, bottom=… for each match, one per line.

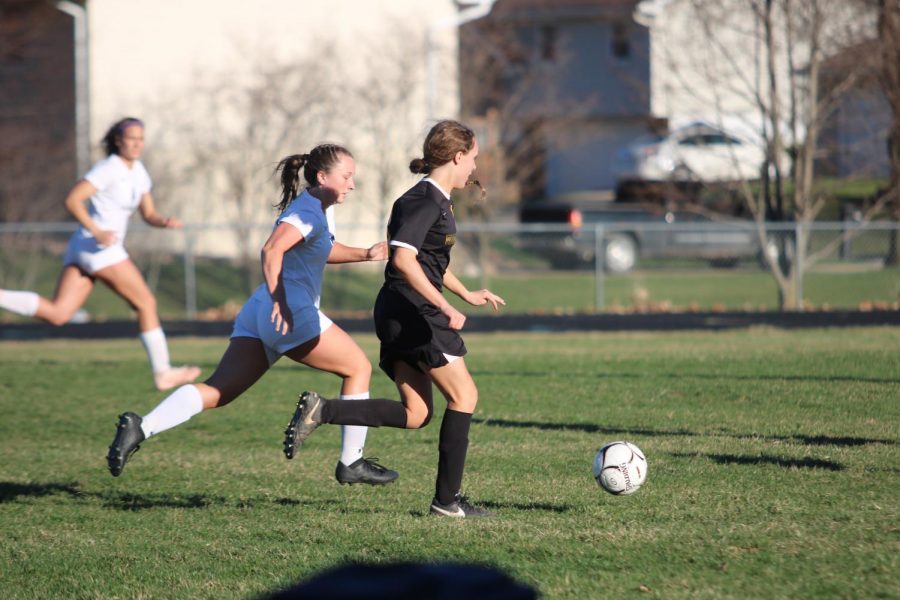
left=0, top=290, right=39, bottom=317
left=140, top=384, right=204, bottom=438
left=139, top=327, right=171, bottom=373
left=339, top=392, right=370, bottom=466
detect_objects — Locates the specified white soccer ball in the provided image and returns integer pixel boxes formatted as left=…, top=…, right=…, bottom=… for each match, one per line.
left=593, top=441, right=647, bottom=495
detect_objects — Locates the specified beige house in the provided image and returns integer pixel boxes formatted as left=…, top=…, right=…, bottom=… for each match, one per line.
left=81, top=0, right=477, bottom=254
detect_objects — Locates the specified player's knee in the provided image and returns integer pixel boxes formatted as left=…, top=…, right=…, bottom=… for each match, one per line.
left=447, top=386, right=478, bottom=413
left=45, top=305, right=76, bottom=326
left=406, top=405, right=433, bottom=429
left=136, top=294, right=157, bottom=314
left=352, top=358, right=372, bottom=381
left=46, top=312, right=70, bottom=326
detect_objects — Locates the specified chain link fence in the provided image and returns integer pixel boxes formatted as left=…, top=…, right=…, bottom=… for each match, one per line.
left=1, top=220, right=898, bottom=321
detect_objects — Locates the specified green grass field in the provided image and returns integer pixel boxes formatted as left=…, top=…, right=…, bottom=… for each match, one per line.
left=1, top=328, right=898, bottom=598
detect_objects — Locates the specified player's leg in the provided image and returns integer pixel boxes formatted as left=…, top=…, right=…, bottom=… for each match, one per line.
left=426, top=358, right=492, bottom=518
left=282, top=324, right=400, bottom=484
left=0, top=265, right=94, bottom=325
left=95, top=258, right=200, bottom=390
left=107, top=337, right=271, bottom=476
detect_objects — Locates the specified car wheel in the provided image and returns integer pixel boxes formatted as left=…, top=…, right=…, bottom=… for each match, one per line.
left=604, top=234, right=637, bottom=273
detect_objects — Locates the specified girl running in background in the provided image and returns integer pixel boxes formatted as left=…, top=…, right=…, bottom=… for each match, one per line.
left=0, top=117, right=200, bottom=391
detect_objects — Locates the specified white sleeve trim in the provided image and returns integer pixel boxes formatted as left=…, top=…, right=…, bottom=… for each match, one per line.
left=389, top=240, right=418, bottom=255
left=279, top=213, right=313, bottom=238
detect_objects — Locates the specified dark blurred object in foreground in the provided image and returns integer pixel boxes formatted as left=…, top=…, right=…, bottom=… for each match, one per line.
left=263, top=562, right=538, bottom=600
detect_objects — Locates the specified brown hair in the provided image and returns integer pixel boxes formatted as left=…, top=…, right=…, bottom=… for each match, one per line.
left=274, top=144, right=352, bottom=212
left=409, top=120, right=476, bottom=174
left=102, top=117, right=144, bottom=157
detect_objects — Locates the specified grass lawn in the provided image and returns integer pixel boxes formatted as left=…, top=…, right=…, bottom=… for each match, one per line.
left=0, top=328, right=897, bottom=598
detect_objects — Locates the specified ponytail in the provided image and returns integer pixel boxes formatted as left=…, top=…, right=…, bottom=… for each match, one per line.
left=273, top=144, right=352, bottom=212
left=274, top=154, right=308, bottom=212
left=409, top=158, right=431, bottom=174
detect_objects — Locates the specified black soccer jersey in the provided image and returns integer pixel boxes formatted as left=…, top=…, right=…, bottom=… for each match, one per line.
left=384, top=180, right=456, bottom=292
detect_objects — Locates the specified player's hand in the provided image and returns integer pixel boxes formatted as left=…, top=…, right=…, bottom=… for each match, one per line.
left=466, top=289, right=506, bottom=311
left=366, top=241, right=388, bottom=261
left=163, top=216, right=183, bottom=229
left=94, top=230, right=119, bottom=248
left=441, top=303, right=467, bottom=330
left=270, top=301, right=293, bottom=335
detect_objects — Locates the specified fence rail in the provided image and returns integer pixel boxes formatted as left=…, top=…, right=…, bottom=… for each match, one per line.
left=1, top=220, right=898, bottom=318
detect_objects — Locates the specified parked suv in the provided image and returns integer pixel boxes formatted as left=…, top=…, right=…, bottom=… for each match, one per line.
left=613, top=121, right=770, bottom=190
left=519, top=198, right=765, bottom=273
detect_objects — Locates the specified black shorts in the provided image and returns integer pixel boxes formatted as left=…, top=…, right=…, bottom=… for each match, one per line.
left=373, top=285, right=467, bottom=380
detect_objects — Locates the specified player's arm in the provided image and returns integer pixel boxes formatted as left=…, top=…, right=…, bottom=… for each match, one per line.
left=328, top=240, right=388, bottom=264
left=443, top=268, right=505, bottom=311
left=392, top=248, right=467, bottom=330
left=138, top=192, right=182, bottom=229
left=63, top=180, right=116, bottom=244
left=260, top=222, right=304, bottom=334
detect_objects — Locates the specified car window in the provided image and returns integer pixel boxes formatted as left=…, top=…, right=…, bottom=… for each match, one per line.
left=677, top=135, right=704, bottom=146
left=704, top=133, right=742, bottom=145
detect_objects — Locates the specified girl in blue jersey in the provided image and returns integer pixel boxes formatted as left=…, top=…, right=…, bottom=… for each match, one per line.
left=107, top=144, right=397, bottom=486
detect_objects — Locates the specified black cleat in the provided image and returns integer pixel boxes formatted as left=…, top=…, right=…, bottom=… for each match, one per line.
left=283, top=391, right=324, bottom=459
left=429, top=494, right=495, bottom=518
left=107, top=412, right=145, bottom=477
left=335, top=457, right=399, bottom=486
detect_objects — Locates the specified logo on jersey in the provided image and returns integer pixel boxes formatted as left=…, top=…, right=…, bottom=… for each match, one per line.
left=444, top=234, right=456, bottom=247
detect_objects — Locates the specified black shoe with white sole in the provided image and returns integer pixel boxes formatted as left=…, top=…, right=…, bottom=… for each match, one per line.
left=335, top=457, right=399, bottom=486
left=429, top=494, right=495, bottom=518
left=107, top=412, right=145, bottom=477
left=283, top=391, right=324, bottom=459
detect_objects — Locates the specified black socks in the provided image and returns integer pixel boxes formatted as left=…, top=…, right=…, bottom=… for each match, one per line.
left=435, top=409, right=472, bottom=505
left=321, top=398, right=408, bottom=428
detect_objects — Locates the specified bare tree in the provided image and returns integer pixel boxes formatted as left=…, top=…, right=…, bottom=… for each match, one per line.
left=347, top=21, right=430, bottom=230
left=874, top=0, right=900, bottom=264
left=144, top=47, right=342, bottom=296
left=655, top=0, right=883, bottom=309
left=460, top=8, right=609, bottom=207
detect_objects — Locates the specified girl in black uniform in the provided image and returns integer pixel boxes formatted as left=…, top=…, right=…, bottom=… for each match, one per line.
left=283, top=120, right=505, bottom=517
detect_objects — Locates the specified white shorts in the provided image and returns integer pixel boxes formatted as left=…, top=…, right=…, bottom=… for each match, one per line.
left=231, top=295, right=334, bottom=364
left=63, top=234, right=129, bottom=275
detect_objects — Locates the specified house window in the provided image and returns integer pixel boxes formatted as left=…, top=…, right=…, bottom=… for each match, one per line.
left=612, top=22, right=629, bottom=58
left=541, top=25, right=557, bottom=61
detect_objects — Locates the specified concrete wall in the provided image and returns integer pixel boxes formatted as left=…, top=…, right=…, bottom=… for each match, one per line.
left=85, top=0, right=461, bottom=255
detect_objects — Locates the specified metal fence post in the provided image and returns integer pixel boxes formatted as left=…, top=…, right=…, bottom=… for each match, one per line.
left=594, top=224, right=605, bottom=312
left=184, top=227, right=197, bottom=319
left=795, top=221, right=804, bottom=311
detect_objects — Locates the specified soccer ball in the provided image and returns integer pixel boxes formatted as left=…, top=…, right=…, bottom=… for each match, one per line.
left=593, top=441, right=647, bottom=495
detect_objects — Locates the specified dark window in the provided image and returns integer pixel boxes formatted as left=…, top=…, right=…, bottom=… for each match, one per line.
left=678, top=135, right=704, bottom=146
left=703, top=133, right=742, bottom=145
left=612, top=22, right=629, bottom=58
left=541, top=25, right=557, bottom=61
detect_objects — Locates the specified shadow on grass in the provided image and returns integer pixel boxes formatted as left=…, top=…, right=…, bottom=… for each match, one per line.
left=478, top=500, right=571, bottom=513
left=406, top=499, right=570, bottom=518
left=0, top=481, right=83, bottom=503
left=473, top=418, right=896, bottom=447
left=0, top=481, right=351, bottom=512
left=669, top=451, right=844, bottom=471
left=473, top=369, right=900, bottom=386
